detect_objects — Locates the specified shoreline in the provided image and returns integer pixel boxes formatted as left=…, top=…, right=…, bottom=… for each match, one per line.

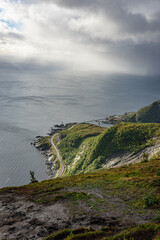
left=31, top=122, right=77, bottom=179
left=32, top=139, right=57, bottom=179
left=31, top=135, right=56, bottom=179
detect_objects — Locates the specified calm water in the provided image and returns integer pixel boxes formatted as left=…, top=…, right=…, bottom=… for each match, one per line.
left=0, top=70, right=160, bottom=188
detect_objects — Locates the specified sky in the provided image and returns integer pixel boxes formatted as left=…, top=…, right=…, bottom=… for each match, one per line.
left=0, top=0, right=160, bottom=75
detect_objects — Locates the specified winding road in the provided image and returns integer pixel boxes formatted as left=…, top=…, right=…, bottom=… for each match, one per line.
left=51, top=124, right=77, bottom=178
left=51, top=133, right=65, bottom=177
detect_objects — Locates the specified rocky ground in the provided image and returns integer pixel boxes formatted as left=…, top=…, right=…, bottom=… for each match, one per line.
left=0, top=186, right=155, bottom=240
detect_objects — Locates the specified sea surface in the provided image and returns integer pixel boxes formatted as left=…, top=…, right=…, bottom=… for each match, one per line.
left=0, top=70, right=160, bottom=188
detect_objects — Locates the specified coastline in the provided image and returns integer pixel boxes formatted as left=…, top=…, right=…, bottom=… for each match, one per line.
left=31, top=122, right=77, bottom=179
left=32, top=137, right=57, bottom=179
left=31, top=120, right=109, bottom=179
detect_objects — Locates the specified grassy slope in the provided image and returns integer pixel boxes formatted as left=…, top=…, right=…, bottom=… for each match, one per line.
left=117, top=100, right=160, bottom=124
left=44, top=224, right=160, bottom=240
left=2, top=156, right=160, bottom=239
left=136, top=100, right=160, bottom=123
left=107, top=100, right=160, bottom=124
left=57, top=123, right=160, bottom=175
left=57, top=124, right=105, bottom=175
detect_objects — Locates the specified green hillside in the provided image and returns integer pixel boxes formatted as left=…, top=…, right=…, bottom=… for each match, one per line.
left=106, top=100, right=160, bottom=124
left=2, top=155, right=160, bottom=240
left=136, top=100, right=160, bottom=123
left=57, top=122, right=160, bottom=175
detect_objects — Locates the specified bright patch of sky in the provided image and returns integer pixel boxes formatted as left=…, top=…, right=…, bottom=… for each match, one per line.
left=0, top=19, right=17, bottom=29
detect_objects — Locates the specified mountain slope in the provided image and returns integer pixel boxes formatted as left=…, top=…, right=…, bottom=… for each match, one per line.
left=106, top=100, right=160, bottom=124
left=57, top=122, right=160, bottom=176
left=136, top=100, right=160, bottom=123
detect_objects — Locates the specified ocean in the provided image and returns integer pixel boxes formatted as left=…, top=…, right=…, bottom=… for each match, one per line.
left=0, top=70, right=159, bottom=188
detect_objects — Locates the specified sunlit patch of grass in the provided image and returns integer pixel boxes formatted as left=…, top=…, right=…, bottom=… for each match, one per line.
left=44, top=224, right=160, bottom=240
left=104, top=223, right=160, bottom=240
left=44, top=226, right=113, bottom=240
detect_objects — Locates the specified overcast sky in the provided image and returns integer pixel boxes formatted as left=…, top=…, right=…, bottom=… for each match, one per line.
left=0, top=0, right=160, bottom=75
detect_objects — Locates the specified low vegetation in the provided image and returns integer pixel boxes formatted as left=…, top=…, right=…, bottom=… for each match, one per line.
left=29, top=170, right=38, bottom=183
left=38, top=136, right=51, bottom=150
left=44, top=224, right=160, bottom=240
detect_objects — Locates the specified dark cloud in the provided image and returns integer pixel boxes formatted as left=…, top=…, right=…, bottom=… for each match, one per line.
left=107, top=41, right=160, bottom=75
left=43, top=0, right=160, bottom=34
left=0, top=32, right=24, bottom=40
left=102, top=5, right=160, bottom=34
left=53, top=0, right=160, bottom=74
left=131, top=42, right=160, bottom=75
left=2, top=0, right=160, bottom=75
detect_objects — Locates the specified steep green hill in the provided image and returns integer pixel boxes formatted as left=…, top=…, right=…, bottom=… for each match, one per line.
left=106, top=100, right=160, bottom=124
left=136, top=100, right=160, bottom=123
left=57, top=122, right=160, bottom=176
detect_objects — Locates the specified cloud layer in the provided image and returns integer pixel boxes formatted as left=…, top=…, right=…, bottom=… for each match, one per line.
left=0, top=0, right=160, bottom=74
